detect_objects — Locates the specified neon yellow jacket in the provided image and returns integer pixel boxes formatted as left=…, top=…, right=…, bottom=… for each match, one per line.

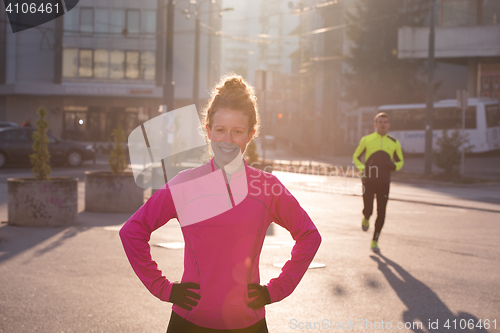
left=353, top=132, right=404, bottom=181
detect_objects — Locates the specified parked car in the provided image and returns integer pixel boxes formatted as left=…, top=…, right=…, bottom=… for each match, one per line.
left=0, top=127, right=95, bottom=168
left=0, top=121, right=21, bottom=128
left=262, top=135, right=277, bottom=149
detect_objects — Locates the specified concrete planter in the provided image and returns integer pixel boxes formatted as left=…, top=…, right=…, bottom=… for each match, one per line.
left=7, top=177, right=78, bottom=227
left=85, top=171, right=144, bottom=213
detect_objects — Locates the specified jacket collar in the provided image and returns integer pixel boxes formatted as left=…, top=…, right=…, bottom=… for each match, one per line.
left=210, top=157, right=247, bottom=175
left=374, top=131, right=388, bottom=139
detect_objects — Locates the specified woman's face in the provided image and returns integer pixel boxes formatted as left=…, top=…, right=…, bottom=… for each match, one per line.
left=207, top=108, right=255, bottom=165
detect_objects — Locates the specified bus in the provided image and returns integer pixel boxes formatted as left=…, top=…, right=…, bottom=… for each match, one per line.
left=378, top=98, right=500, bottom=153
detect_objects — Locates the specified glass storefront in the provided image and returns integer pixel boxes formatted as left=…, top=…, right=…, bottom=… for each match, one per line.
left=479, top=63, right=500, bottom=98
left=62, top=106, right=151, bottom=142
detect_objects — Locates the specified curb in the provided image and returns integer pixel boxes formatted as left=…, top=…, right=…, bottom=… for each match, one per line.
left=345, top=193, right=500, bottom=214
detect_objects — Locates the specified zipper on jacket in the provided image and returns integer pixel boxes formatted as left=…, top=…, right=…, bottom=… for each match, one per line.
left=211, top=159, right=236, bottom=208
left=221, top=171, right=236, bottom=208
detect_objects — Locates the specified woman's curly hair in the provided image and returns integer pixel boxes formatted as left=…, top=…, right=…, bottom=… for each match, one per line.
left=201, top=73, right=260, bottom=139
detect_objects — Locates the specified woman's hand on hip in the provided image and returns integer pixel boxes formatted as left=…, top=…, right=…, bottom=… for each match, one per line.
left=169, top=282, right=201, bottom=310
left=247, top=284, right=271, bottom=309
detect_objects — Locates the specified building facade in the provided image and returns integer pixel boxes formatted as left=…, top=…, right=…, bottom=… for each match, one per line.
left=0, top=0, right=223, bottom=145
left=398, top=0, right=500, bottom=99
left=220, top=0, right=297, bottom=83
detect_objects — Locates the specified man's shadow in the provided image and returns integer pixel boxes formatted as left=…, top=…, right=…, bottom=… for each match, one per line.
left=371, top=254, right=489, bottom=333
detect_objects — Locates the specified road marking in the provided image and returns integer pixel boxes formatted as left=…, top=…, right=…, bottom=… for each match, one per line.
left=103, top=226, right=123, bottom=231
left=155, top=242, right=185, bottom=249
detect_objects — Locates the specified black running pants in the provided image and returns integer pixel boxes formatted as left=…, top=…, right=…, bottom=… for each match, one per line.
left=362, top=179, right=390, bottom=241
left=166, top=311, right=269, bottom=333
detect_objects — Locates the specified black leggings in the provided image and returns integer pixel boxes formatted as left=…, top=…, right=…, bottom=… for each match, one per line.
left=166, top=311, right=269, bottom=333
left=362, top=179, right=390, bottom=241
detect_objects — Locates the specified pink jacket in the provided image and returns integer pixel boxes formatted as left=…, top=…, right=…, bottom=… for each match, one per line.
left=120, top=159, right=321, bottom=330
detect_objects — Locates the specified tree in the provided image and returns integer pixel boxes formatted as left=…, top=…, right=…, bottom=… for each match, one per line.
left=433, top=129, right=471, bottom=175
left=344, top=0, right=429, bottom=106
left=109, top=119, right=127, bottom=175
left=30, top=107, right=51, bottom=180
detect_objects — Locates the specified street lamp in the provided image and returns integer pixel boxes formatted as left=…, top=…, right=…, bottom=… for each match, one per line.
left=181, top=0, right=233, bottom=108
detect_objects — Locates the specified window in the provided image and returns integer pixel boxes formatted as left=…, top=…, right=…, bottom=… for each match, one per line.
left=21, top=129, right=34, bottom=142
left=386, top=107, right=477, bottom=131
left=433, top=107, right=476, bottom=130
left=63, top=7, right=79, bottom=35
left=64, top=112, right=76, bottom=132
left=125, top=108, right=139, bottom=137
left=63, top=110, right=88, bottom=141
left=63, top=47, right=155, bottom=80
left=140, top=51, right=155, bottom=80
left=80, top=7, right=93, bottom=36
left=482, top=0, right=500, bottom=25
left=95, top=8, right=109, bottom=34
left=79, top=49, right=93, bottom=77
left=463, top=107, right=477, bottom=129
left=126, top=51, right=140, bottom=79
left=141, top=10, right=156, bottom=34
left=63, top=48, right=78, bottom=78
left=110, top=9, right=125, bottom=34
left=433, top=108, right=459, bottom=129
left=385, top=109, right=426, bottom=131
left=94, top=49, right=109, bottom=78
left=64, top=7, right=157, bottom=37
left=126, top=9, right=140, bottom=35
left=0, top=129, right=29, bottom=142
left=441, top=0, right=475, bottom=27
left=110, top=50, right=125, bottom=79
left=486, top=105, right=500, bottom=128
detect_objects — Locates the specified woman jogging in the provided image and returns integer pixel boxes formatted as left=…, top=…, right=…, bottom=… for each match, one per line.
left=120, top=74, right=322, bottom=332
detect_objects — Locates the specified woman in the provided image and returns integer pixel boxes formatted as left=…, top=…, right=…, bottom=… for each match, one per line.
left=120, top=74, right=321, bottom=332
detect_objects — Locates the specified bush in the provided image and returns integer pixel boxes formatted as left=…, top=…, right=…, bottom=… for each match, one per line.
left=109, top=120, right=127, bottom=175
left=30, top=107, right=51, bottom=180
left=433, top=129, right=471, bottom=175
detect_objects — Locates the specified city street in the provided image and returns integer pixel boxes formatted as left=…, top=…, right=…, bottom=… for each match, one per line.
left=0, top=161, right=499, bottom=333
left=2, top=0, right=500, bottom=331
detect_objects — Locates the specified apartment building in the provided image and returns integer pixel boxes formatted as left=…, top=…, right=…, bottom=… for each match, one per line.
left=0, top=0, right=222, bottom=144
left=398, top=0, right=500, bottom=99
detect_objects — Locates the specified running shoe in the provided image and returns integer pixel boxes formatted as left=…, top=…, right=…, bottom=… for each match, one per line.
left=371, top=240, right=380, bottom=253
left=362, top=217, right=369, bottom=231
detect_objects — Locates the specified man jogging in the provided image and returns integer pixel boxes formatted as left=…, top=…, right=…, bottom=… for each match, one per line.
left=353, top=112, right=403, bottom=253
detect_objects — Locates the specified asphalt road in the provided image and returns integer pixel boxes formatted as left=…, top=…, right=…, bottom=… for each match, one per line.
left=0, top=164, right=499, bottom=333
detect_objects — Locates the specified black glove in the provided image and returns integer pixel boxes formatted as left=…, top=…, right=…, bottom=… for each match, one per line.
left=169, top=282, right=201, bottom=310
left=389, top=162, right=396, bottom=171
left=247, top=284, right=271, bottom=309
